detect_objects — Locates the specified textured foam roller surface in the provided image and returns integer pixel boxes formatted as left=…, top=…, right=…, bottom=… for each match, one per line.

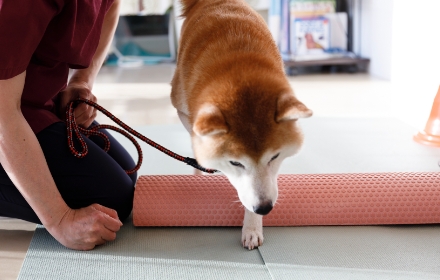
left=133, top=172, right=440, bottom=226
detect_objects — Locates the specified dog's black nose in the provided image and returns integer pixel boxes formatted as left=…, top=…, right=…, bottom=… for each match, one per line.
left=253, top=201, right=273, bottom=215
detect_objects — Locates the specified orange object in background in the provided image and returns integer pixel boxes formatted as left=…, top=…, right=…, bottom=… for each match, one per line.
left=133, top=173, right=440, bottom=227
left=414, top=86, right=440, bottom=147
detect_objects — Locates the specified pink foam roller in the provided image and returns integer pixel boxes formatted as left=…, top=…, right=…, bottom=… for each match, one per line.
left=133, top=173, right=440, bottom=226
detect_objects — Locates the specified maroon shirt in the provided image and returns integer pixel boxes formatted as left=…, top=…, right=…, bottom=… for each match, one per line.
left=0, top=0, right=114, bottom=134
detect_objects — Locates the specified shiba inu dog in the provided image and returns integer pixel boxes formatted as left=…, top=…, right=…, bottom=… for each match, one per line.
left=171, top=0, right=312, bottom=249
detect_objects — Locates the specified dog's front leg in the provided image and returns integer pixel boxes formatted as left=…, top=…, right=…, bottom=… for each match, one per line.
left=242, top=208, right=263, bottom=250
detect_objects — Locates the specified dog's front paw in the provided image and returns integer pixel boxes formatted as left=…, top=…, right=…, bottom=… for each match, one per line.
left=241, top=227, right=263, bottom=250
left=242, top=209, right=264, bottom=250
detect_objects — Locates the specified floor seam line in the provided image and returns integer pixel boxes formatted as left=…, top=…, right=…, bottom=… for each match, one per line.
left=257, top=247, right=275, bottom=280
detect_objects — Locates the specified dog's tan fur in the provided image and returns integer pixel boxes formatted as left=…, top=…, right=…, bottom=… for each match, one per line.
left=171, top=0, right=312, bottom=249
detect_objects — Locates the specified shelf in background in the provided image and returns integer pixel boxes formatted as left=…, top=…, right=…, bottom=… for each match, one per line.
left=284, top=56, right=370, bottom=75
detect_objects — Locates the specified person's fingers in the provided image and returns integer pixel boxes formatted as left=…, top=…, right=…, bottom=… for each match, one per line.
left=76, top=90, right=91, bottom=113
left=91, top=211, right=120, bottom=242
left=100, top=228, right=117, bottom=242
left=74, top=98, right=97, bottom=128
left=75, top=110, right=96, bottom=128
left=76, top=243, right=96, bottom=251
left=103, top=218, right=122, bottom=233
left=92, top=204, right=121, bottom=221
left=94, top=238, right=106, bottom=246
left=77, top=87, right=92, bottom=101
left=90, top=93, right=98, bottom=103
left=74, top=103, right=88, bottom=118
left=91, top=204, right=123, bottom=233
left=83, top=209, right=118, bottom=244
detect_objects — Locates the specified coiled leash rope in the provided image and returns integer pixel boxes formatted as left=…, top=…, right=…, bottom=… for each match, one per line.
left=66, top=98, right=218, bottom=174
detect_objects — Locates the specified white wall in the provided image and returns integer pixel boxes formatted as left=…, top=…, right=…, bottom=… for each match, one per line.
left=356, top=0, right=394, bottom=80
left=357, top=0, right=440, bottom=83
left=355, top=0, right=440, bottom=129
left=391, top=0, right=440, bottom=84
left=390, top=0, right=440, bottom=129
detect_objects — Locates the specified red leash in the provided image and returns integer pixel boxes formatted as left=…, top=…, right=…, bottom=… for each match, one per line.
left=65, top=98, right=218, bottom=174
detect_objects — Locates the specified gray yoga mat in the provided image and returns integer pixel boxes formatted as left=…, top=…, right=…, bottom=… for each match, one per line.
left=259, top=226, right=440, bottom=280
left=18, top=216, right=272, bottom=280
left=18, top=220, right=440, bottom=280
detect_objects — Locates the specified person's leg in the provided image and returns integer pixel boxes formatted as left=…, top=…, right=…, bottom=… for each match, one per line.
left=0, top=122, right=136, bottom=224
left=87, top=121, right=138, bottom=184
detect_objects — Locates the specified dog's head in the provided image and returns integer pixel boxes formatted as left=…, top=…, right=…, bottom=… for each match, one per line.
left=190, top=84, right=312, bottom=215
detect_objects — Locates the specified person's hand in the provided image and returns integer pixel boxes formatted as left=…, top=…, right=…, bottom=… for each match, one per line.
left=47, top=204, right=123, bottom=250
left=58, top=81, right=98, bottom=128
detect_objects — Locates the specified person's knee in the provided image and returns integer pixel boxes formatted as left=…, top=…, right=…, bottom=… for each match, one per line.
left=109, top=173, right=136, bottom=222
left=115, top=189, right=134, bottom=222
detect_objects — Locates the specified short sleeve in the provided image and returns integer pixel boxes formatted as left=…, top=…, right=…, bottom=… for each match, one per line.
left=0, top=0, right=60, bottom=79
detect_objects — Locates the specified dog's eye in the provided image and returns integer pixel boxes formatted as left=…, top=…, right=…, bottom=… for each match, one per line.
left=269, top=153, right=280, bottom=163
left=229, top=161, right=245, bottom=168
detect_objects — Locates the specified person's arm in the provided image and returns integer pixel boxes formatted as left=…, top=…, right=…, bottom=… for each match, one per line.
left=0, top=72, right=69, bottom=228
left=59, top=0, right=121, bottom=128
left=70, top=0, right=121, bottom=89
left=0, top=0, right=123, bottom=250
left=0, top=72, right=122, bottom=250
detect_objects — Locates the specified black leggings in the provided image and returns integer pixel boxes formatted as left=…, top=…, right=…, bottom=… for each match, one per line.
left=0, top=122, right=137, bottom=224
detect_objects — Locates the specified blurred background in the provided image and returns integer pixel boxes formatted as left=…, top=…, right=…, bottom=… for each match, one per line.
left=97, top=0, right=440, bottom=131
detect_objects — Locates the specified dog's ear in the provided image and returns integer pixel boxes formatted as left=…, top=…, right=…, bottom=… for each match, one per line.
left=275, top=93, right=313, bottom=122
left=193, top=104, right=228, bottom=136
